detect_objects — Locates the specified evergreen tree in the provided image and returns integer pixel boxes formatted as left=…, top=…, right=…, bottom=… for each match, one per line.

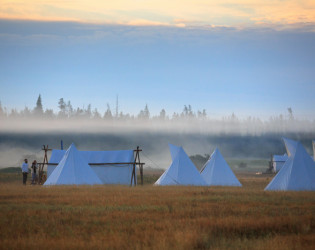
left=104, top=104, right=113, bottom=120
left=181, top=105, right=194, bottom=118
left=138, top=104, right=150, bottom=120
left=159, top=109, right=166, bottom=120
left=93, top=108, right=101, bottom=119
left=144, top=104, right=150, bottom=119
left=86, top=104, right=92, bottom=118
left=182, top=105, right=188, bottom=117
left=58, top=98, right=66, bottom=117
left=34, top=94, right=43, bottom=116
left=197, top=109, right=207, bottom=119
left=188, top=105, right=193, bottom=117
left=74, top=107, right=84, bottom=118
left=66, top=101, right=73, bottom=118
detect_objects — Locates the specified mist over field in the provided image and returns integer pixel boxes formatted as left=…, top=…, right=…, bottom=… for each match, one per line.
left=1, top=118, right=314, bottom=170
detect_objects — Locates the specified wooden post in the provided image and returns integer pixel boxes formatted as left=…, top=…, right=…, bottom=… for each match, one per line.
left=39, top=145, right=51, bottom=184
left=130, top=146, right=144, bottom=186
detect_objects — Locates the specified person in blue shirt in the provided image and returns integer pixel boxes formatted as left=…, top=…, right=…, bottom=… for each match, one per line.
left=21, top=159, right=29, bottom=185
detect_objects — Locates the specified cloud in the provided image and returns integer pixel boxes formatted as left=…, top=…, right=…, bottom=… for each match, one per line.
left=1, top=1, right=315, bottom=29
left=127, top=19, right=169, bottom=27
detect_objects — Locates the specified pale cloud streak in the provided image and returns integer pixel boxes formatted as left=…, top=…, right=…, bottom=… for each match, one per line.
left=0, top=1, right=315, bottom=28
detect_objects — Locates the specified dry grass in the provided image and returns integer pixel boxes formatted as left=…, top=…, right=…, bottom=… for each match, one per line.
left=0, top=173, right=314, bottom=250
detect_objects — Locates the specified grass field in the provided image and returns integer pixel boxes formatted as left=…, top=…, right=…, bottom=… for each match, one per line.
left=0, top=172, right=314, bottom=249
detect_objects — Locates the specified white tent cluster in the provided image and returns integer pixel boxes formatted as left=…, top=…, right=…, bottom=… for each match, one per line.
left=155, top=144, right=241, bottom=187
left=44, top=143, right=135, bottom=186
left=43, top=138, right=314, bottom=190
left=265, top=138, right=315, bottom=191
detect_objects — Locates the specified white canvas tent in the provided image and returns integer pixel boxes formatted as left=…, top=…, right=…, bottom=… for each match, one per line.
left=265, top=141, right=315, bottom=191
left=200, top=148, right=242, bottom=186
left=155, top=145, right=207, bottom=186
left=44, top=143, right=102, bottom=185
left=47, top=147, right=136, bottom=185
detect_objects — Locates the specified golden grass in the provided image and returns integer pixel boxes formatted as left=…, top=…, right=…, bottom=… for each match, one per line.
left=0, top=173, right=314, bottom=250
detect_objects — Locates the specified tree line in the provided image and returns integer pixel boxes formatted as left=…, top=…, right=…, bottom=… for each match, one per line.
left=0, top=95, right=208, bottom=121
left=0, top=95, right=314, bottom=135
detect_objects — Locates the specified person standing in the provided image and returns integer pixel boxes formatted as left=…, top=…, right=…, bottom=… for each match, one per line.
left=21, top=159, right=29, bottom=185
left=31, top=160, right=37, bottom=184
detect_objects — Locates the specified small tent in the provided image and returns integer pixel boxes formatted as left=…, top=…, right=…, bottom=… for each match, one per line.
left=200, top=148, right=242, bottom=186
left=272, top=153, right=288, bottom=172
left=44, top=143, right=102, bottom=185
left=155, top=146, right=207, bottom=186
left=265, top=141, right=315, bottom=191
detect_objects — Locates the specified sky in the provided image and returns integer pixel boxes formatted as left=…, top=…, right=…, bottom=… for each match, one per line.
left=0, top=1, right=315, bottom=119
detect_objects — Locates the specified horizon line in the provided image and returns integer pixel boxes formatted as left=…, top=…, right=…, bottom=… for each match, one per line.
left=1, top=17, right=315, bottom=32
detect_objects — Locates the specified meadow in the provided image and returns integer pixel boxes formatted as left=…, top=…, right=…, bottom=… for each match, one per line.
left=0, top=172, right=314, bottom=250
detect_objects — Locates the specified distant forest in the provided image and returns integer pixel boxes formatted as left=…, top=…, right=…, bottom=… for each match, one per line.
left=1, top=95, right=314, bottom=135
left=0, top=95, right=209, bottom=120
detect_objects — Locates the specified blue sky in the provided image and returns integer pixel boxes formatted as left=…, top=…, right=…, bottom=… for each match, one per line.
left=0, top=19, right=315, bottom=119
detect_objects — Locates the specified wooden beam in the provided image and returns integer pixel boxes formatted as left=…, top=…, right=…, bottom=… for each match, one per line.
left=45, top=162, right=145, bottom=166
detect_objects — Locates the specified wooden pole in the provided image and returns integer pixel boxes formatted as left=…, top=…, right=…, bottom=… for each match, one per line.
left=130, top=146, right=138, bottom=186
left=130, top=146, right=144, bottom=186
left=39, top=145, right=51, bottom=184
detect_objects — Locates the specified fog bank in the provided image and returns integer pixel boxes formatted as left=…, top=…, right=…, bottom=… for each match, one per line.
left=1, top=117, right=314, bottom=135
left=1, top=129, right=314, bottom=170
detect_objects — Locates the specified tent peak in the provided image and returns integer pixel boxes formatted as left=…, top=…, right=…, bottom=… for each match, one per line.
left=282, top=137, right=299, bottom=157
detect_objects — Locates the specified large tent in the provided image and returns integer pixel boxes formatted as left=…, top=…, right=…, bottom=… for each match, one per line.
left=155, top=145, right=207, bottom=186
left=283, top=137, right=299, bottom=157
left=200, top=148, right=242, bottom=186
left=47, top=147, right=135, bottom=185
left=44, top=143, right=102, bottom=185
left=265, top=141, right=315, bottom=191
